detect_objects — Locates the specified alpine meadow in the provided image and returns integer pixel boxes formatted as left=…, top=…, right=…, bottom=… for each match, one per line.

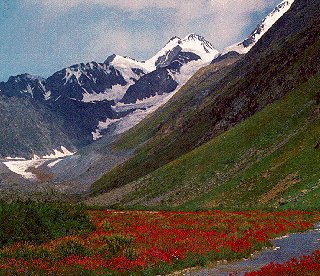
left=0, top=0, right=319, bottom=275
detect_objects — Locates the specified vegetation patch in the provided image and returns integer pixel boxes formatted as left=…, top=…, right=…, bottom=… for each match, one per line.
left=0, top=209, right=318, bottom=275
left=87, top=73, right=320, bottom=211
left=0, top=202, right=95, bottom=248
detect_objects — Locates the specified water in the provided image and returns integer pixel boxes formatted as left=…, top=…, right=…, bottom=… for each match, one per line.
left=185, top=223, right=320, bottom=276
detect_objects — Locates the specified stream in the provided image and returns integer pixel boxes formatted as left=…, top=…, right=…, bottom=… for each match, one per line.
left=184, top=222, right=320, bottom=275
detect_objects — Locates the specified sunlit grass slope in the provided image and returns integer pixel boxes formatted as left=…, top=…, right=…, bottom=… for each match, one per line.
left=91, top=73, right=320, bottom=210
left=91, top=0, right=320, bottom=197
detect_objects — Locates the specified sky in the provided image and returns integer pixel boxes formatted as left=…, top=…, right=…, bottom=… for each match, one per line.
left=0, top=0, right=280, bottom=82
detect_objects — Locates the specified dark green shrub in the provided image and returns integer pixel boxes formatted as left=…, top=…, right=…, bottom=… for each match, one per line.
left=102, top=220, right=112, bottom=231
left=56, top=240, right=90, bottom=258
left=0, top=202, right=95, bottom=247
left=101, top=234, right=132, bottom=256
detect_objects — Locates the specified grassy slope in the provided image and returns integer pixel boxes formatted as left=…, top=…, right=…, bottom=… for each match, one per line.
left=88, top=72, right=320, bottom=210
left=91, top=57, right=240, bottom=194
left=114, top=57, right=240, bottom=151
left=91, top=0, right=320, bottom=195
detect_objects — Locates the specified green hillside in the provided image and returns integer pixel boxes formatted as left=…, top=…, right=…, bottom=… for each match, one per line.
left=91, top=0, right=320, bottom=196
left=86, top=72, right=320, bottom=210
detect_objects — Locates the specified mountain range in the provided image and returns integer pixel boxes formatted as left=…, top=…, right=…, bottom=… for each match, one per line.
left=87, top=0, right=320, bottom=210
left=0, top=34, right=221, bottom=159
left=2, top=0, right=319, bottom=212
left=0, top=0, right=294, bottom=159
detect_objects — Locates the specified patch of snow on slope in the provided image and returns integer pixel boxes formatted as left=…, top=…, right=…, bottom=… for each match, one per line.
left=173, top=59, right=211, bottom=85
left=82, top=84, right=130, bottom=103
left=92, top=118, right=122, bottom=140
left=47, top=159, right=62, bottom=168
left=43, top=146, right=74, bottom=159
left=88, top=94, right=175, bottom=140
left=109, top=93, right=175, bottom=136
left=115, top=99, right=170, bottom=135
left=3, top=147, right=75, bottom=180
left=222, top=0, right=295, bottom=55
left=5, top=157, right=26, bottom=161
left=111, top=55, right=148, bottom=73
left=64, top=68, right=82, bottom=84
left=112, top=93, right=170, bottom=113
left=24, top=84, right=34, bottom=97
left=44, top=90, right=51, bottom=101
left=3, top=159, right=46, bottom=180
left=38, top=80, right=49, bottom=100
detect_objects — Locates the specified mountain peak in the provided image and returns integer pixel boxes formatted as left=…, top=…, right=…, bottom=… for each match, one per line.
left=104, top=54, right=117, bottom=64
left=182, top=33, right=215, bottom=49
left=168, top=36, right=181, bottom=42
left=144, top=33, right=219, bottom=69
left=180, top=33, right=219, bottom=61
left=0, top=73, right=48, bottom=100
left=222, top=0, right=295, bottom=55
left=183, top=33, right=205, bottom=42
left=7, top=73, right=44, bottom=82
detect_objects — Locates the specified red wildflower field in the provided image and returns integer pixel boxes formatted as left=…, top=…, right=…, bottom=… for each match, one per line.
left=0, top=210, right=318, bottom=275
left=245, top=249, right=320, bottom=275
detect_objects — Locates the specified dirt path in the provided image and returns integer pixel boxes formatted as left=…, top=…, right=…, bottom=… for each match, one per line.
left=181, top=223, right=320, bottom=276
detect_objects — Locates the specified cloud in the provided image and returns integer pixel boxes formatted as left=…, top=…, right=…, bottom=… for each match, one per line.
left=84, top=25, right=159, bottom=61
left=26, top=0, right=183, bottom=12
left=26, top=0, right=271, bottom=17
left=26, top=0, right=275, bottom=17
left=25, top=0, right=279, bottom=55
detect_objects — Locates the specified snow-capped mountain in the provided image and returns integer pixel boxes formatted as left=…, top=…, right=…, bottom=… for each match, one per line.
left=0, top=0, right=298, bottom=185
left=0, top=0, right=293, bottom=159
left=0, top=33, right=219, bottom=158
left=94, top=34, right=220, bottom=139
left=145, top=34, right=219, bottom=70
left=222, top=0, right=295, bottom=55
left=46, top=57, right=148, bottom=103
left=0, top=34, right=218, bottom=110
left=120, top=34, right=219, bottom=104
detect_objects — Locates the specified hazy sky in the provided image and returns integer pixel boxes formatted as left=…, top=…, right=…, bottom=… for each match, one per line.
left=0, top=0, right=279, bottom=81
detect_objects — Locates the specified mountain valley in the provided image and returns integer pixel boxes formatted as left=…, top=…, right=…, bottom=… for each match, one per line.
left=1, top=0, right=320, bottom=275
left=0, top=0, right=319, bottom=212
